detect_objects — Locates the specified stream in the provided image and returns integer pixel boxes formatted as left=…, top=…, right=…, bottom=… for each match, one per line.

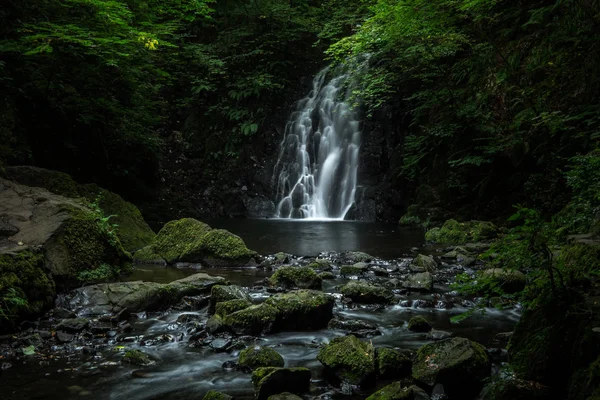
left=0, top=221, right=520, bottom=400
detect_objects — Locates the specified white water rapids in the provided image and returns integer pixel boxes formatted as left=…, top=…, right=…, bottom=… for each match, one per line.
left=273, top=65, right=363, bottom=220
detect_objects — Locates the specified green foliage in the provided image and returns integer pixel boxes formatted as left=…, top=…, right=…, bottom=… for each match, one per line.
left=76, top=263, right=121, bottom=284
left=88, top=194, right=120, bottom=247
left=328, top=0, right=600, bottom=213
left=0, top=288, right=28, bottom=321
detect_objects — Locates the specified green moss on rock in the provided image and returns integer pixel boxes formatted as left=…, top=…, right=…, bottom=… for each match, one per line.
left=340, top=281, right=394, bottom=304
left=425, top=219, right=498, bottom=244
left=366, top=383, right=428, bottom=400
left=79, top=184, right=155, bottom=251
left=377, top=348, right=412, bottom=379
left=152, top=218, right=212, bottom=263
left=239, top=346, right=285, bottom=371
left=412, top=337, right=490, bottom=397
left=44, top=207, right=130, bottom=283
left=251, top=367, right=311, bottom=400
left=209, top=284, right=252, bottom=314
left=3, top=166, right=79, bottom=197
left=306, top=259, right=332, bottom=271
left=215, top=299, right=252, bottom=317
left=223, top=303, right=279, bottom=335
left=123, top=349, right=153, bottom=366
left=132, top=245, right=165, bottom=264
left=265, top=289, right=334, bottom=330
left=317, top=335, right=376, bottom=385
left=202, top=391, right=233, bottom=400
left=0, top=250, right=55, bottom=330
left=480, top=378, right=552, bottom=400
left=188, top=229, right=256, bottom=266
left=481, top=268, right=526, bottom=294
left=269, top=266, right=322, bottom=289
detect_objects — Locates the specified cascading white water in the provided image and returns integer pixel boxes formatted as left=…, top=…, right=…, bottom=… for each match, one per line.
left=272, top=65, right=362, bottom=220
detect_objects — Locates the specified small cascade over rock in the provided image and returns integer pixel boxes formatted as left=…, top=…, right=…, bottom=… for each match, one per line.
left=272, top=63, right=364, bottom=219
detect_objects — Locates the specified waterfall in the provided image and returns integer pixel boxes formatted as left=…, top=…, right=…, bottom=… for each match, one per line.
left=272, top=65, right=363, bottom=220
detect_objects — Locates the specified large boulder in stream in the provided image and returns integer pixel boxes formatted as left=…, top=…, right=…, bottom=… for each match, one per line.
left=269, top=266, right=322, bottom=289
left=62, top=273, right=226, bottom=316
left=410, top=254, right=437, bottom=273
left=265, top=289, right=334, bottom=330
left=340, top=281, right=394, bottom=304
left=239, top=346, right=285, bottom=371
left=403, top=272, right=433, bottom=291
left=412, top=337, right=490, bottom=397
left=425, top=219, right=498, bottom=244
left=481, top=268, right=526, bottom=294
left=252, top=367, right=312, bottom=400
left=376, top=348, right=413, bottom=379
left=209, top=284, right=252, bottom=314
left=148, top=218, right=257, bottom=266
left=221, top=303, right=280, bottom=335
left=317, top=335, right=376, bottom=385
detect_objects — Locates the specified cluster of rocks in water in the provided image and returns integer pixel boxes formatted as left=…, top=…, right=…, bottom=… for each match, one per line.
left=0, top=239, right=536, bottom=400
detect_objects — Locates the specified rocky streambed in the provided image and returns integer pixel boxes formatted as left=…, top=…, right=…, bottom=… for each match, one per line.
left=0, top=248, right=521, bottom=400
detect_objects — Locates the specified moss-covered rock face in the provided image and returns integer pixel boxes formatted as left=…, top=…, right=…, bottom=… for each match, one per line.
left=340, top=262, right=369, bottom=276
left=238, top=346, right=285, bottom=371
left=215, top=299, right=252, bottom=317
left=78, top=184, right=155, bottom=251
left=222, top=304, right=279, bottom=335
left=481, top=268, right=526, bottom=294
left=202, top=391, right=233, bottom=400
left=269, top=266, right=322, bottom=290
left=344, top=251, right=373, bottom=263
left=0, top=250, right=56, bottom=331
left=44, top=207, right=130, bottom=283
left=264, top=289, right=334, bottom=331
left=152, top=218, right=212, bottom=263
left=376, top=348, right=412, bottom=380
left=251, top=367, right=312, bottom=400
left=480, top=378, right=552, bottom=400
left=425, top=219, right=498, bottom=244
left=306, top=258, right=332, bottom=271
left=412, top=337, right=490, bottom=397
left=3, top=166, right=79, bottom=197
left=407, top=316, right=432, bottom=333
left=366, top=383, right=429, bottom=400
left=317, top=335, right=376, bottom=385
left=209, top=284, right=252, bottom=314
left=340, top=281, right=394, bottom=304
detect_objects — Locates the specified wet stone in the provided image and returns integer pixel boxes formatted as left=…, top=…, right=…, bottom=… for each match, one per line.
left=56, top=318, right=89, bottom=332
left=210, top=338, right=232, bottom=352
left=56, top=331, right=74, bottom=343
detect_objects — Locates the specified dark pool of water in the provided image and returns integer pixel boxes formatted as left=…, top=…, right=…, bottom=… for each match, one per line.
left=207, top=219, right=424, bottom=259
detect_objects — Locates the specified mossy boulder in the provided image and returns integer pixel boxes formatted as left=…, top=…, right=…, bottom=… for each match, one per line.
left=151, top=218, right=212, bottom=263
left=376, top=348, right=412, bottom=380
left=412, top=337, right=490, bottom=397
left=480, top=378, right=552, bottom=400
left=340, top=262, right=369, bottom=276
left=202, top=391, right=233, bottom=400
left=306, top=258, right=332, bottom=271
left=481, top=268, right=526, bottom=294
left=403, top=272, right=433, bottom=292
left=410, top=255, right=437, bottom=273
left=209, top=284, right=252, bottom=314
left=366, top=383, right=429, bottom=400
left=0, top=250, right=56, bottom=331
left=407, top=316, right=432, bottom=333
left=265, top=289, right=334, bottom=330
left=267, top=393, right=303, bottom=400
left=341, top=281, right=394, bottom=304
left=251, top=367, right=312, bottom=400
left=269, top=266, right=322, bottom=289
left=215, top=299, right=252, bottom=317
left=151, top=219, right=256, bottom=266
left=317, top=335, right=376, bottom=385
left=425, top=219, right=498, bottom=244
left=239, top=346, right=285, bottom=371
left=222, top=304, right=279, bottom=335
left=132, top=245, right=165, bottom=264
left=344, top=251, right=373, bottom=263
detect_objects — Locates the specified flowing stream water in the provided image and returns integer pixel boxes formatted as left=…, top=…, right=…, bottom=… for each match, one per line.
left=273, top=65, right=363, bottom=220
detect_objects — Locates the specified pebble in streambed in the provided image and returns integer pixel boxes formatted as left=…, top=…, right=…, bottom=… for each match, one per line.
left=0, top=249, right=520, bottom=400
